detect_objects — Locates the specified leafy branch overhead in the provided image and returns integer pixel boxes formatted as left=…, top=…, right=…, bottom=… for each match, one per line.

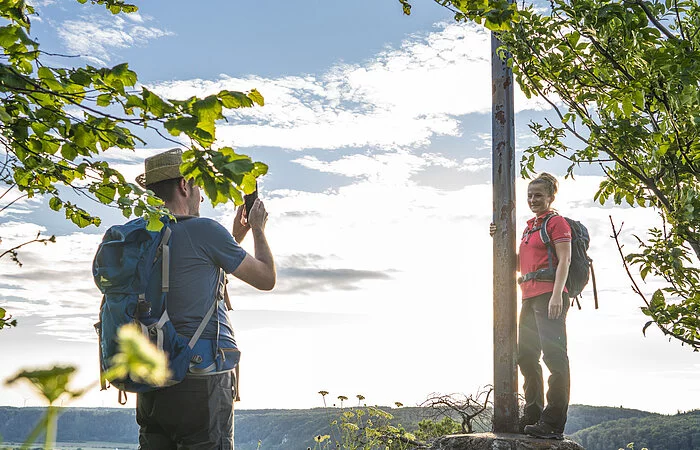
left=400, top=0, right=700, bottom=349
left=0, top=0, right=267, bottom=233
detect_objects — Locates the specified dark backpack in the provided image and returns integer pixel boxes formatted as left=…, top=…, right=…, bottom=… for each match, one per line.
left=521, top=213, right=598, bottom=309
left=93, top=217, right=239, bottom=403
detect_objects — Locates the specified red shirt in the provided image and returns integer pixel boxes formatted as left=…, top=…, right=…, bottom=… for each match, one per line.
left=519, top=212, right=572, bottom=300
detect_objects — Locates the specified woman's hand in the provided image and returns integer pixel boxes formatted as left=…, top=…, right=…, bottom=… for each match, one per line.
left=548, top=293, right=563, bottom=319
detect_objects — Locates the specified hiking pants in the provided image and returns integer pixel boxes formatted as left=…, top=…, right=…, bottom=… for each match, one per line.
left=137, top=371, right=235, bottom=450
left=518, top=292, right=570, bottom=432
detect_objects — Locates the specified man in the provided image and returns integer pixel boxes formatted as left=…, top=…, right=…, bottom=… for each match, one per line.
left=134, top=148, right=275, bottom=449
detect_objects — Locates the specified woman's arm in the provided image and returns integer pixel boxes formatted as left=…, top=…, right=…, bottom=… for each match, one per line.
left=549, top=240, right=571, bottom=319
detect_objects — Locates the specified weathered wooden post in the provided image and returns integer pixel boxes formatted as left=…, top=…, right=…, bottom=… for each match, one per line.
left=491, top=28, right=519, bottom=433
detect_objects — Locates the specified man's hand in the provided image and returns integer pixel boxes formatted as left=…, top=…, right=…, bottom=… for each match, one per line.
left=232, top=205, right=250, bottom=243
left=247, top=198, right=268, bottom=231
left=489, top=222, right=496, bottom=237
left=232, top=198, right=275, bottom=291
left=548, top=293, right=563, bottom=319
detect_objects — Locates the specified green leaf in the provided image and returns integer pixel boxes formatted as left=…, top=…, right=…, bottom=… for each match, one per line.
left=622, top=97, right=633, bottom=118
left=219, top=91, right=253, bottom=109
left=241, top=174, right=257, bottom=194
left=146, top=214, right=164, bottom=231
left=650, top=289, right=665, bottom=310
left=96, top=93, right=112, bottom=107
left=146, top=194, right=162, bottom=207
left=69, top=211, right=92, bottom=228
left=252, top=162, right=268, bottom=177
left=37, top=66, right=54, bottom=81
left=248, top=89, right=264, bottom=106
left=60, top=143, right=78, bottom=161
left=143, top=88, right=170, bottom=116
left=49, top=197, right=62, bottom=211
left=6, top=365, right=78, bottom=404
left=96, top=184, right=116, bottom=204
left=164, top=116, right=198, bottom=136
left=0, top=106, right=11, bottom=122
left=192, top=95, right=222, bottom=138
left=223, top=159, right=254, bottom=175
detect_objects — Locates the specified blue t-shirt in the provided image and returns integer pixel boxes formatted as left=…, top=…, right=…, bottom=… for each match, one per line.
left=167, top=216, right=247, bottom=341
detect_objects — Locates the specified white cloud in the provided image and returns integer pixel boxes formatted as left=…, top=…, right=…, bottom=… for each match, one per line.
left=0, top=226, right=101, bottom=329
left=57, top=14, right=173, bottom=65
left=124, top=12, right=145, bottom=23
left=27, top=0, right=55, bottom=7
left=149, top=22, right=552, bottom=152
left=291, top=151, right=426, bottom=182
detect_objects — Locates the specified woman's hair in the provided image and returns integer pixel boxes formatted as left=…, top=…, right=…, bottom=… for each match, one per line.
left=529, top=172, right=558, bottom=197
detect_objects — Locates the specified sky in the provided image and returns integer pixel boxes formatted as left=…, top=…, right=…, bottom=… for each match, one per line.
left=0, top=0, right=698, bottom=415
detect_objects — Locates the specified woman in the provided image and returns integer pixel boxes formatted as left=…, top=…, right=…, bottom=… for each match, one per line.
left=491, top=172, right=572, bottom=440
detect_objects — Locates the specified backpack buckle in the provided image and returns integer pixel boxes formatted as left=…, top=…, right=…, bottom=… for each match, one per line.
left=137, top=300, right=152, bottom=315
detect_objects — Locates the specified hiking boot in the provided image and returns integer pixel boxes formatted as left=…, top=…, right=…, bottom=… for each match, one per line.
left=523, top=421, right=564, bottom=440
left=518, top=413, right=540, bottom=433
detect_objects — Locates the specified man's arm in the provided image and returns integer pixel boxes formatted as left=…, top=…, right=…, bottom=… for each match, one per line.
left=232, top=199, right=276, bottom=291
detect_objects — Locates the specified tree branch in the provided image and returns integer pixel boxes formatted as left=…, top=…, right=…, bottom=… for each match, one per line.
left=0, top=232, right=56, bottom=266
left=609, top=216, right=700, bottom=348
left=633, top=0, right=679, bottom=41
left=0, top=192, right=28, bottom=213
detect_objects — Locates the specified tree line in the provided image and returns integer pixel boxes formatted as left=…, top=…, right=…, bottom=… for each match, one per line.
left=1, top=405, right=696, bottom=450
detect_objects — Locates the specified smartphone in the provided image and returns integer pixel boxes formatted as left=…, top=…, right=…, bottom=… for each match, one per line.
left=244, top=182, right=258, bottom=216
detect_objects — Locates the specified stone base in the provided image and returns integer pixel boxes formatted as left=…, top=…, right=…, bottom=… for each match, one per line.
left=429, top=432, right=585, bottom=450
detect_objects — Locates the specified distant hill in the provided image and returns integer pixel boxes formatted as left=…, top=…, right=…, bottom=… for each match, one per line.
left=0, top=404, right=696, bottom=449
left=0, top=407, right=137, bottom=445
left=570, top=409, right=700, bottom=450
left=565, top=404, right=657, bottom=434
left=234, top=407, right=431, bottom=450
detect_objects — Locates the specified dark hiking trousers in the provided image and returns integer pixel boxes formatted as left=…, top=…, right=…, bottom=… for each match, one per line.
left=137, top=372, right=235, bottom=450
left=518, top=292, right=570, bottom=432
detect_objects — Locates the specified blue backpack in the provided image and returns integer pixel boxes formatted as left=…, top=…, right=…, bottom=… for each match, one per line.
left=93, top=217, right=240, bottom=403
left=519, top=212, right=599, bottom=309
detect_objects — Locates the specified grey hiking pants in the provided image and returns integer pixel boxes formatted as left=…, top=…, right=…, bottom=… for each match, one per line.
left=518, top=292, right=570, bottom=433
left=137, top=371, right=235, bottom=450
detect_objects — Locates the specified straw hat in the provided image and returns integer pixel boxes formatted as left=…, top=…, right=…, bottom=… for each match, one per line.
left=136, top=148, right=184, bottom=188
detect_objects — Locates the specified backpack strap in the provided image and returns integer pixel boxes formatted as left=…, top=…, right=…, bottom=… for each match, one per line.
left=95, top=297, right=107, bottom=391
left=138, top=226, right=174, bottom=316
left=187, top=269, right=226, bottom=350
left=159, top=226, right=172, bottom=293
left=590, top=260, right=599, bottom=309
left=518, top=212, right=557, bottom=284
left=539, top=212, right=557, bottom=273
left=188, top=296, right=218, bottom=350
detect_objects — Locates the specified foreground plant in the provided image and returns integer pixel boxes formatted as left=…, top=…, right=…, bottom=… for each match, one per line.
left=5, top=323, right=169, bottom=449
left=312, top=392, right=426, bottom=450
